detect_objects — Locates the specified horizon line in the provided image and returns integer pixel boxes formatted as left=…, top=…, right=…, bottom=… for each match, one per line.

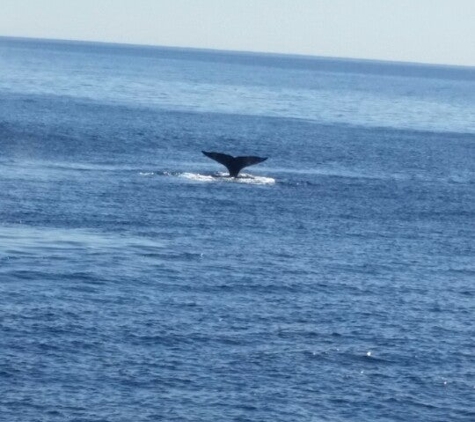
left=1, top=34, right=475, bottom=70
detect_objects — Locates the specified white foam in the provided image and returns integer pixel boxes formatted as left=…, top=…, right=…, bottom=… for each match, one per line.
left=235, top=174, right=276, bottom=185
left=180, top=172, right=216, bottom=182
left=179, top=172, right=275, bottom=185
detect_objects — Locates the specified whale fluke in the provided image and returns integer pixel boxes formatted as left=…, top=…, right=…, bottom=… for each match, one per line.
left=202, top=151, right=268, bottom=177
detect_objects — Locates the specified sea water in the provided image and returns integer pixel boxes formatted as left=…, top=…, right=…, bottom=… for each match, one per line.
left=0, top=37, right=474, bottom=421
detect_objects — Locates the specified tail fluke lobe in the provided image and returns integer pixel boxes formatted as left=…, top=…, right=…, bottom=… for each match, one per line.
left=202, top=151, right=268, bottom=177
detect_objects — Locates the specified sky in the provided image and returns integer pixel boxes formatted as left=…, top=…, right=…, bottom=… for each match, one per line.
left=1, top=0, right=474, bottom=66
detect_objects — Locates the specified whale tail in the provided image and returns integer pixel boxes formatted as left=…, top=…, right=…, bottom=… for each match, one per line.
left=202, top=151, right=268, bottom=177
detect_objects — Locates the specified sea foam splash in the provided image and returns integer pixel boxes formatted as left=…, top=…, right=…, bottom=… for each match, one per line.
left=141, top=171, right=275, bottom=185
left=180, top=172, right=275, bottom=185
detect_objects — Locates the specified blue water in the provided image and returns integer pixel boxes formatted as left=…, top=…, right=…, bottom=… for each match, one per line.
left=1, top=37, right=474, bottom=421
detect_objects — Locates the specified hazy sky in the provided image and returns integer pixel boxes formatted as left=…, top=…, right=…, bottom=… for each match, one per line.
left=2, top=0, right=474, bottom=66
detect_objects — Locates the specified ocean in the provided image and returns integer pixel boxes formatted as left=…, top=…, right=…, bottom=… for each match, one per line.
left=0, top=37, right=474, bottom=421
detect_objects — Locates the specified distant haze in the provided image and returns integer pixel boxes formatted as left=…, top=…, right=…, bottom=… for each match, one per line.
left=1, top=0, right=474, bottom=66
